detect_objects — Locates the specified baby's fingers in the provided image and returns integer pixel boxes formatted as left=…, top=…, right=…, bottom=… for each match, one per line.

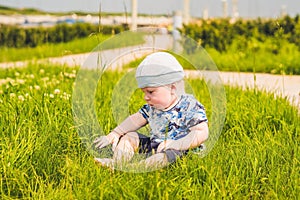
left=94, top=137, right=109, bottom=149
left=93, top=137, right=101, bottom=144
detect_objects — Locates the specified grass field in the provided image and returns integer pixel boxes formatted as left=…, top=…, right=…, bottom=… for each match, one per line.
left=0, top=64, right=299, bottom=199
left=0, top=32, right=145, bottom=63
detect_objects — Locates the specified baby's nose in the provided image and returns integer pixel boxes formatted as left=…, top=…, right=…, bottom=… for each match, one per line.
left=144, top=94, right=150, bottom=101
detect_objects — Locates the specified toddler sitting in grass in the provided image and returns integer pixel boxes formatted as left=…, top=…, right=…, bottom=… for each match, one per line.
left=94, top=52, right=208, bottom=169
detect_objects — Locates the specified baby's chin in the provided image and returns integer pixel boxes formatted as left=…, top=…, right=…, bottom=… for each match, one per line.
left=150, top=104, right=167, bottom=110
left=149, top=103, right=159, bottom=108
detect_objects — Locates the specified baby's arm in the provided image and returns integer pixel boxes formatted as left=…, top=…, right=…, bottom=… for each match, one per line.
left=94, top=112, right=147, bottom=149
left=157, top=122, right=209, bottom=152
left=107, top=112, right=147, bottom=142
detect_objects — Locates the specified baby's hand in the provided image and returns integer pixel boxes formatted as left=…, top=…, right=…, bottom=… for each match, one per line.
left=93, top=136, right=110, bottom=149
left=157, top=140, right=174, bottom=152
left=93, top=131, right=121, bottom=150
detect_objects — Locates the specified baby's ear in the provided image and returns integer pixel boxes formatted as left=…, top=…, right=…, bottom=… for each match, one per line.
left=170, top=84, right=177, bottom=94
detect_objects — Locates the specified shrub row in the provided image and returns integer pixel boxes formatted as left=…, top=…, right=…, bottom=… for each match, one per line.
left=0, top=23, right=126, bottom=48
left=182, top=15, right=300, bottom=52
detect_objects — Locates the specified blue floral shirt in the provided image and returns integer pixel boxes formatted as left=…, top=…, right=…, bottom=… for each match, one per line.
left=139, top=94, right=208, bottom=142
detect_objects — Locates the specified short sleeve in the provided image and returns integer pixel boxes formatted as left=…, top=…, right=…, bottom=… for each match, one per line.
left=187, top=102, right=208, bottom=128
left=138, top=104, right=150, bottom=121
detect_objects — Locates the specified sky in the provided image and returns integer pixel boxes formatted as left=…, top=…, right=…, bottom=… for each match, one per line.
left=0, top=0, right=299, bottom=19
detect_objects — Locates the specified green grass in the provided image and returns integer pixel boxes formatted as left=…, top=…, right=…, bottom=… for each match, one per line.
left=121, top=37, right=300, bottom=75
left=207, top=37, right=300, bottom=75
left=0, top=64, right=299, bottom=199
left=0, top=32, right=145, bottom=63
left=0, top=35, right=107, bottom=62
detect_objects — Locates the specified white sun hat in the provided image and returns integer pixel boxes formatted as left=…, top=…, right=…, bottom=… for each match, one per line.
left=135, top=52, right=185, bottom=88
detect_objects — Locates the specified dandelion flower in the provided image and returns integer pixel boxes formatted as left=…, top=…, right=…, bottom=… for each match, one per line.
left=61, top=92, right=71, bottom=100
left=34, top=85, right=40, bottom=90
left=16, top=79, right=25, bottom=85
left=54, top=89, right=60, bottom=94
left=42, top=77, right=49, bottom=82
left=29, top=74, right=35, bottom=79
left=18, top=95, right=25, bottom=102
left=10, top=93, right=16, bottom=98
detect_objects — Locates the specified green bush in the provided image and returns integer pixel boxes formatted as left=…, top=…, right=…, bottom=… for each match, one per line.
left=0, top=23, right=127, bottom=48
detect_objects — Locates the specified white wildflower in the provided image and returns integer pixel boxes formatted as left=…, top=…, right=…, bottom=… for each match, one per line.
left=54, top=89, right=60, bottom=94
left=63, top=72, right=76, bottom=78
left=8, top=79, right=17, bottom=86
left=10, top=93, right=16, bottom=98
left=42, top=77, right=49, bottom=82
left=6, top=77, right=13, bottom=82
left=69, top=73, right=76, bottom=78
left=61, top=92, right=71, bottom=100
left=18, top=95, right=25, bottom=102
left=34, top=85, right=40, bottom=90
left=16, top=79, right=25, bottom=85
left=49, top=94, right=54, bottom=98
left=29, top=74, right=35, bottom=79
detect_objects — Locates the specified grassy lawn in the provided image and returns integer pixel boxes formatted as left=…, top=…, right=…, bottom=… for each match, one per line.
left=0, top=64, right=299, bottom=199
left=0, top=32, right=145, bottom=63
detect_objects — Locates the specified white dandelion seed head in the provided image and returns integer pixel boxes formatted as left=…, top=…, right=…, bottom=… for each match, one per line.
left=18, top=95, right=25, bottom=101
left=54, top=89, right=60, bottom=94
left=34, top=85, right=40, bottom=90
left=16, top=79, right=25, bottom=85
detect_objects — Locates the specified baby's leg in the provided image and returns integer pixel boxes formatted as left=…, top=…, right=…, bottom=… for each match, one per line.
left=113, top=132, right=139, bottom=163
left=140, top=152, right=169, bottom=169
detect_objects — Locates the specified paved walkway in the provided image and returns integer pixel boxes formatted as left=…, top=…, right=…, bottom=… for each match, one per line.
left=1, top=34, right=299, bottom=109
left=184, top=70, right=300, bottom=110
left=218, top=71, right=299, bottom=108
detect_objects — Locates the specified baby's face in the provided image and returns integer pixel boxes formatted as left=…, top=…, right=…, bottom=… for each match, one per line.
left=141, top=85, right=177, bottom=110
